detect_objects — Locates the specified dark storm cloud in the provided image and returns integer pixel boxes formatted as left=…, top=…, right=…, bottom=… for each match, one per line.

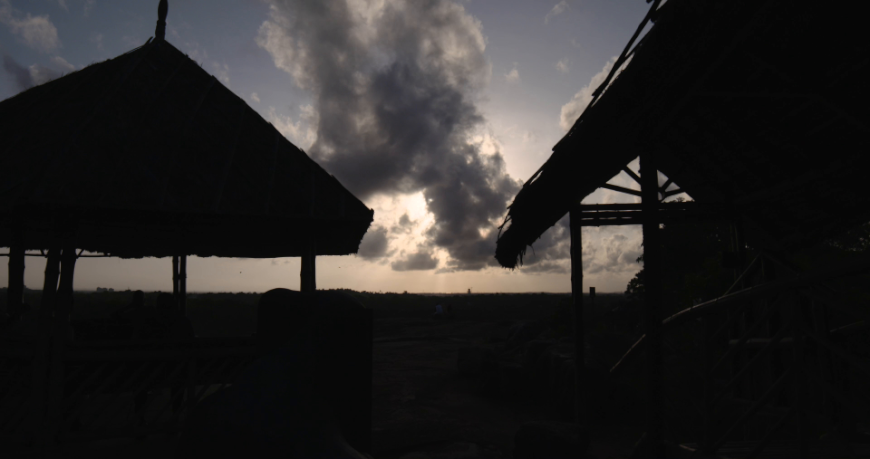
left=2, top=53, right=33, bottom=92
left=520, top=214, right=570, bottom=269
left=258, top=0, right=522, bottom=271
left=357, top=225, right=391, bottom=260
left=390, top=213, right=415, bottom=234
left=391, top=248, right=439, bottom=271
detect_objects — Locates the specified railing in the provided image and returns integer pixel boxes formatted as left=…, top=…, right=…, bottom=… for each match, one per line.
left=0, top=337, right=259, bottom=449
left=610, top=252, right=870, bottom=458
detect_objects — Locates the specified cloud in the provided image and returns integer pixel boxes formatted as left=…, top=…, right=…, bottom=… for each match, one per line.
left=545, top=1, right=569, bottom=24
left=50, top=55, right=75, bottom=72
left=2, top=54, right=33, bottom=92
left=58, top=0, right=68, bottom=12
left=556, top=58, right=569, bottom=74
left=357, top=226, right=391, bottom=260
left=257, top=0, right=520, bottom=271
left=390, top=213, right=416, bottom=234
left=585, top=233, right=642, bottom=275
left=266, top=105, right=318, bottom=151
left=391, top=248, right=439, bottom=271
left=504, top=64, right=520, bottom=83
left=28, top=63, right=62, bottom=85
left=83, top=0, right=95, bottom=17
left=0, top=0, right=61, bottom=53
left=250, top=92, right=261, bottom=103
left=212, top=61, right=230, bottom=86
left=91, top=32, right=103, bottom=50
left=559, top=55, right=616, bottom=131
left=1, top=53, right=71, bottom=94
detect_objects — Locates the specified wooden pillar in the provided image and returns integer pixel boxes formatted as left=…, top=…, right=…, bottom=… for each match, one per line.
left=640, top=151, right=664, bottom=457
left=301, top=243, right=316, bottom=293
left=6, top=234, right=25, bottom=316
left=173, top=255, right=187, bottom=315
left=569, top=206, right=587, bottom=438
left=179, top=255, right=187, bottom=314
left=30, top=247, right=61, bottom=449
left=793, top=294, right=808, bottom=459
left=47, top=245, right=77, bottom=441
left=172, top=255, right=179, bottom=297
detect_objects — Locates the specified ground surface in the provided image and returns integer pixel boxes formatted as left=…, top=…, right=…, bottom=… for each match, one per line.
left=9, top=313, right=641, bottom=458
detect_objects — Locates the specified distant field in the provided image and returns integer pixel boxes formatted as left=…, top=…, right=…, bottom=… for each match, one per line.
left=0, top=288, right=633, bottom=338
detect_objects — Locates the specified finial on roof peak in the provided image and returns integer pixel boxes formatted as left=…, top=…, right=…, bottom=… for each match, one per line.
left=155, top=0, right=168, bottom=41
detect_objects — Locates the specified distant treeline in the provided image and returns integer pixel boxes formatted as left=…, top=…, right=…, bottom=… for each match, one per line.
left=0, top=288, right=634, bottom=338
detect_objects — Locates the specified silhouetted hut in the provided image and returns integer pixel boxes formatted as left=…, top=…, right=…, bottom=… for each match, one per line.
left=497, top=0, right=870, bottom=457
left=0, top=0, right=372, bottom=451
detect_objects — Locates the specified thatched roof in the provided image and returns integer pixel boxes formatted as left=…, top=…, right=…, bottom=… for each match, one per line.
left=0, top=38, right=373, bottom=258
left=496, top=0, right=870, bottom=268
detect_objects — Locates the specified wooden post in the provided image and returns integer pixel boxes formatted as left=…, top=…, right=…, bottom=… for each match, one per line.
left=569, top=206, right=586, bottom=439
left=301, top=243, right=316, bottom=293
left=173, top=255, right=187, bottom=315
left=640, top=151, right=664, bottom=457
left=702, top=315, right=715, bottom=451
left=47, top=245, right=77, bottom=442
left=793, top=293, right=808, bottom=459
left=172, top=255, right=179, bottom=298
left=6, top=232, right=25, bottom=316
left=30, top=247, right=61, bottom=449
left=179, top=255, right=187, bottom=314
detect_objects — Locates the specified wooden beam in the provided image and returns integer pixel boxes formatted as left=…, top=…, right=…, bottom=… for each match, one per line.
left=569, top=206, right=587, bottom=446
left=622, top=166, right=642, bottom=185
left=601, top=183, right=642, bottom=197
left=640, top=154, right=664, bottom=457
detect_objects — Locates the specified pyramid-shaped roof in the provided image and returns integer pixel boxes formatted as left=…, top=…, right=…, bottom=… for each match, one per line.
left=0, top=38, right=373, bottom=258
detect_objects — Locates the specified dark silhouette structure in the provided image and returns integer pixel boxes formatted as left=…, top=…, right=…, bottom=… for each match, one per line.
left=0, top=0, right=373, bottom=454
left=497, top=0, right=870, bottom=457
left=176, top=289, right=372, bottom=458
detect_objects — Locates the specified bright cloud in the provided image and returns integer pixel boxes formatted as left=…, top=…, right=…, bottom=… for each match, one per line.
left=556, top=58, right=569, bottom=74
left=559, top=56, right=616, bottom=131
left=505, top=64, right=520, bottom=83
left=250, top=92, right=261, bottom=103
left=257, top=0, right=521, bottom=272
left=545, top=1, right=569, bottom=24
left=0, top=0, right=61, bottom=53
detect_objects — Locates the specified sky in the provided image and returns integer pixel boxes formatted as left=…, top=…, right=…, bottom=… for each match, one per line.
left=0, top=0, right=681, bottom=294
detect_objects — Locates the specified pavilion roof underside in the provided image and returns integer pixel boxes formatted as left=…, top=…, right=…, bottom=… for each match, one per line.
left=496, top=0, right=870, bottom=268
